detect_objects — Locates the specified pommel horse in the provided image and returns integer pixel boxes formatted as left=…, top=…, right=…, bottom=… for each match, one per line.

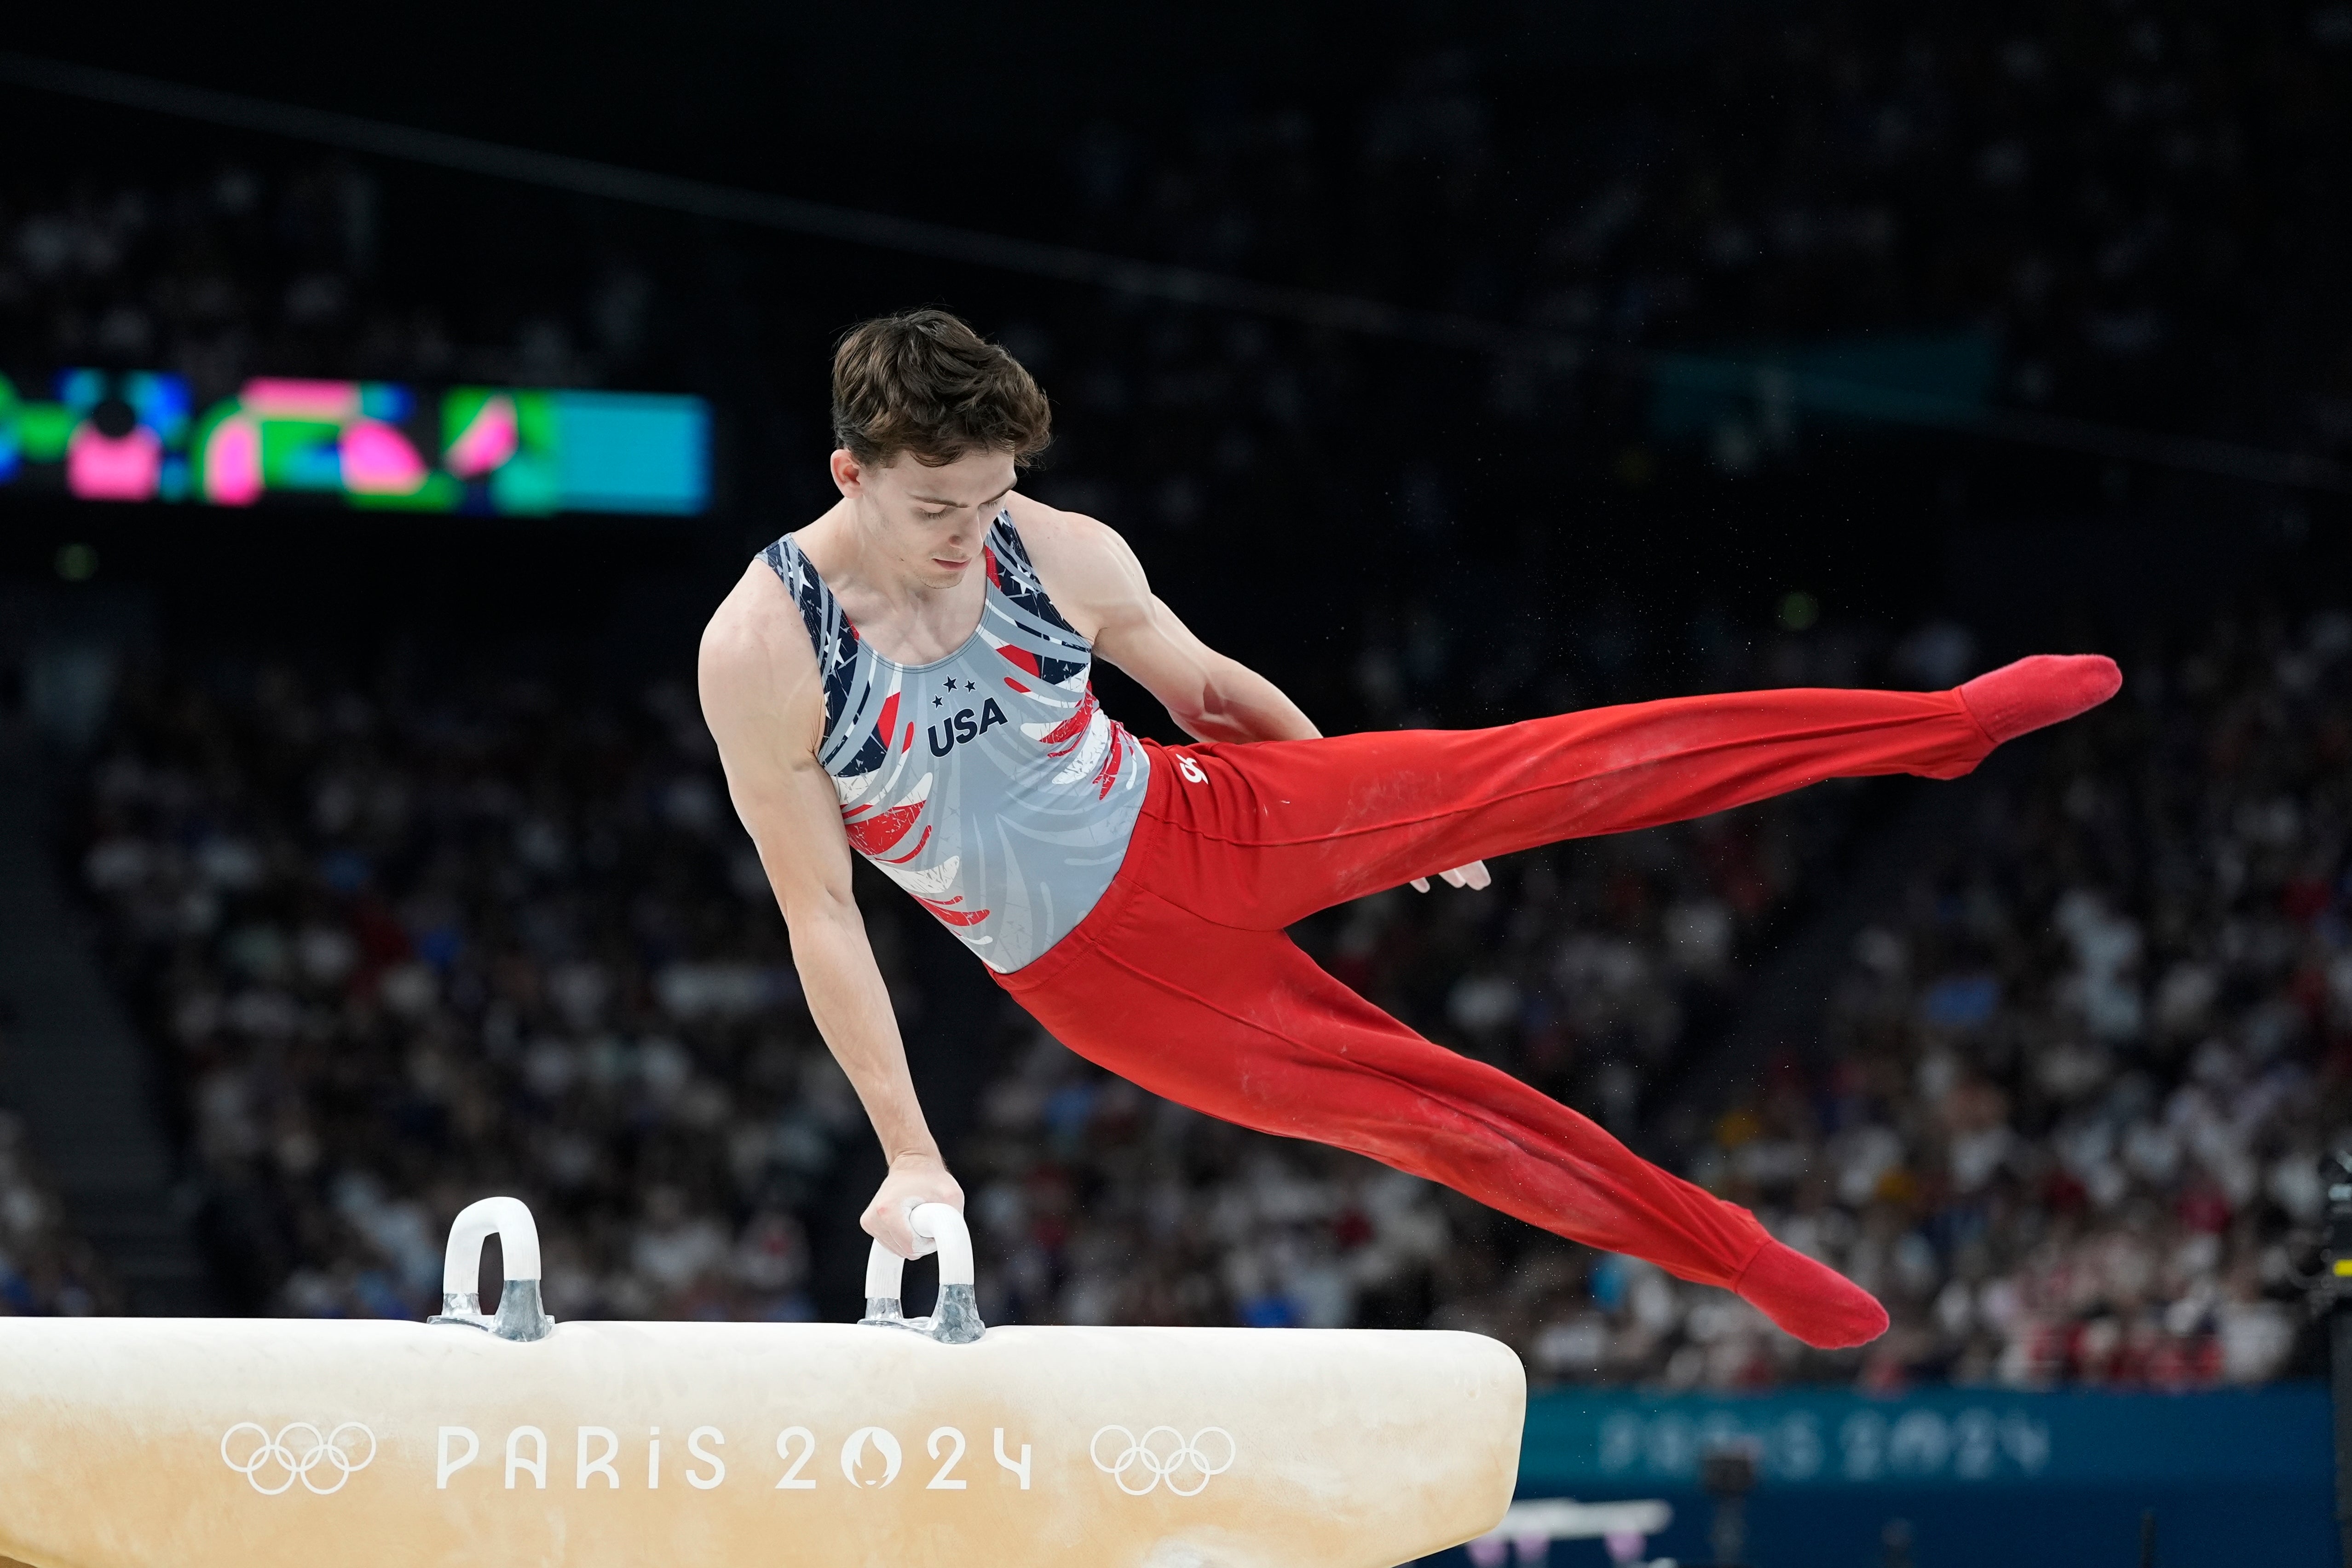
left=0, top=1197, right=1524, bottom=1567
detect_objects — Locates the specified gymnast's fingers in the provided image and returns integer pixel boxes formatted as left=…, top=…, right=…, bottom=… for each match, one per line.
left=1461, top=860, right=1492, bottom=890
left=1410, top=876, right=1432, bottom=892
left=860, top=1193, right=920, bottom=1258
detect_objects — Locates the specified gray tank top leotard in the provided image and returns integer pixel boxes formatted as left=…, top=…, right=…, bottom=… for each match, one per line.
left=764, top=513, right=1150, bottom=973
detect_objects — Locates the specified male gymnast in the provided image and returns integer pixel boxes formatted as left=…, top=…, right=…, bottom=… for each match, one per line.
left=699, top=308, right=2118, bottom=1349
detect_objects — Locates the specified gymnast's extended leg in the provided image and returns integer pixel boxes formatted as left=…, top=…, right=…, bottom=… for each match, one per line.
left=1000, top=656, right=2120, bottom=1347
left=1140, top=655, right=2118, bottom=932
left=1000, top=891, right=1885, bottom=1345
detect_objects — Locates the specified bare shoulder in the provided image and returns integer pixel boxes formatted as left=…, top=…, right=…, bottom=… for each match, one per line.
left=699, top=557, right=801, bottom=683
left=999, top=490, right=1098, bottom=554
left=1002, top=493, right=1150, bottom=636
left=698, top=557, right=823, bottom=753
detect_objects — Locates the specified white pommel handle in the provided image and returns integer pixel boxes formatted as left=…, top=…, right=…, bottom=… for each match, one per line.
left=865, top=1203, right=974, bottom=1299
left=442, top=1195, right=543, bottom=1296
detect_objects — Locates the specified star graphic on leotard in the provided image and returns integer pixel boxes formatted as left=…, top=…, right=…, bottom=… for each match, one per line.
left=932, top=695, right=944, bottom=707
left=944, top=678, right=961, bottom=691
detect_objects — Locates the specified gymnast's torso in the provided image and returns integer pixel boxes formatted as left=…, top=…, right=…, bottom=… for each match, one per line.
left=764, top=511, right=1150, bottom=971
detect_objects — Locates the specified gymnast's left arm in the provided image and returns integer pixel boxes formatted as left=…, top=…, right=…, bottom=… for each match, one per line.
left=1009, top=496, right=1488, bottom=890
left=1007, top=494, right=1320, bottom=744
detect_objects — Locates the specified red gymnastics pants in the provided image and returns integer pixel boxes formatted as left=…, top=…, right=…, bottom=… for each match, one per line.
left=995, top=684, right=2000, bottom=1297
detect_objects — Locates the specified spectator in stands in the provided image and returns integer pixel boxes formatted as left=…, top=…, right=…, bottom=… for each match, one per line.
left=1498, top=609, right=2347, bottom=1390
left=77, top=668, right=842, bottom=1321
left=0, top=1107, right=116, bottom=1316
left=28, top=2, right=2352, bottom=1388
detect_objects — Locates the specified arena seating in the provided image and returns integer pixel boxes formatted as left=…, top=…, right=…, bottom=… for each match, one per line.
left=0, top=1106, right=115, bottom=1316
left=59, top=607, right=2344, bottom=1398
left=1523, top=611, right=2343, bottom=1390
left=73, top=667, right=844, bottom=1322
left=7, top=6, right=2346, bottom=1395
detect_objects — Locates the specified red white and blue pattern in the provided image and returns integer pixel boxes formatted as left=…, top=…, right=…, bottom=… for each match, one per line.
left=763, top=513, right=1149, bottom=971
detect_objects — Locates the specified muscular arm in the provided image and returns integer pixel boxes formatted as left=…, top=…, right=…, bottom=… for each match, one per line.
left=1005, top=494, right=1319, bottom=744
left=698, top=564, right=960, bottom=1257
left=1008, top=494, right=1487, bottom=889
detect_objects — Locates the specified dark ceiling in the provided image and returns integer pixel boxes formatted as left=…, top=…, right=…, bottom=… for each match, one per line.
left=6, top=2, right=1735, bottom=238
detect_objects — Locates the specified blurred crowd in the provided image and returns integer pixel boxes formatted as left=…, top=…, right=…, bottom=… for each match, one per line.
left=60, top=603, right=2349, bottom=1401
left=1010, top=0, right=2352, bottom=537
left=0, top=1103, right=116, bottom=1316
left=955, top=607, right=2349, bottom=1395
left=0, top=159, right=663, bottom=405
left=56, top=609, right=1887, bottom=1335
left=72, top=665, right=876, bottom=1322
left=8, top=2, right=2350, bottom=1393
left=2, top=1, right=2342, bottom=529
left=1557, top=610, right=2348, bottom=1391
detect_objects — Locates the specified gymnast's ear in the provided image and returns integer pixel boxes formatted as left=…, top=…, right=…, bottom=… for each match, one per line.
left=830, top=448, right=867, bottom=498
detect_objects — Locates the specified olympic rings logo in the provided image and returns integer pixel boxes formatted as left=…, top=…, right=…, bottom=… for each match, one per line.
left=1089, top=1425, right=1237, bottom=1497
left=219, top=1422, right=377, bottom=1495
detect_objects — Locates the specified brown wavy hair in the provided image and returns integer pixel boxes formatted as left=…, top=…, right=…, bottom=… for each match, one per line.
left=830, top=308, right=1052, bottom=468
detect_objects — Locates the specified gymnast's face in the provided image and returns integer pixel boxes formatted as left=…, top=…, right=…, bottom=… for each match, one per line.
left=832, top=446, right=1018, bottom=593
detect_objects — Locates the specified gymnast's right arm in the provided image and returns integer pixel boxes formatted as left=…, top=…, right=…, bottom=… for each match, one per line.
left=698, top=565, right=963, bottom=1261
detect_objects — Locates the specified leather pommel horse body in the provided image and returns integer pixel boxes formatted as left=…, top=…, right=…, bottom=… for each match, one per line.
left=0, top=1199, right=1524, bottom=1568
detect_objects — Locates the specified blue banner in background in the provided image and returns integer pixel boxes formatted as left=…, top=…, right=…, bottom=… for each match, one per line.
left=1646, top=329, right=2000, bottom=467
left=1424, top=1385, right=2338, bottom=1568
left=1521, top=1384, right=2329, bottom=1492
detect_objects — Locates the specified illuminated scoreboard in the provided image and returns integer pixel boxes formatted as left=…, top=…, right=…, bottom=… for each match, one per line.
left=0, top=370, right=710, bottom=516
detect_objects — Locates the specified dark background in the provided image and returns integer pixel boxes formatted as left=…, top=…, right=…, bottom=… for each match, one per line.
left=8, top=0, right=2344, bottom=686
left=3, top=7, right=2350, bottom=1563
left=2, top=10, right=2350, bottom=1546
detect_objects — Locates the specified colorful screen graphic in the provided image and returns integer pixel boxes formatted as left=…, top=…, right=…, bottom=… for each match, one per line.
left=0, top=370, right=709, bottom=516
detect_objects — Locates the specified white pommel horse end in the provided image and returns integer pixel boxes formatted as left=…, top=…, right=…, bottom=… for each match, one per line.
left=0, top=1196, right=1525, bottom=1568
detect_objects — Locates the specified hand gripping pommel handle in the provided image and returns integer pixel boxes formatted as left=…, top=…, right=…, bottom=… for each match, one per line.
left=859, top=1202, right=985, bottom=1344
left=427, top=1195, right=556, bottom=1342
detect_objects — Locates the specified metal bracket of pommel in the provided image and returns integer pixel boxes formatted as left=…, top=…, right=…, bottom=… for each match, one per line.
left=426, top=1195, right=556, bottom=1342
left=858, top=1201, right=986, bottom=1344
